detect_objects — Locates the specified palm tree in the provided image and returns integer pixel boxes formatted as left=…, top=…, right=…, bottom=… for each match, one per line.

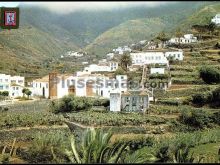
left=120, top=53, right=132, bottom=71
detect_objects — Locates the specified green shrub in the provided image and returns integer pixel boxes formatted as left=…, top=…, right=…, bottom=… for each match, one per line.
left=49, top=95, right=93, bottom=113
left=179, top=108, right=211, bottom=129
left=1, top=91, right=9, bottom=97
left=149, top=73, right=169, bottom=79
left=199, top=66, right=220, bottom=84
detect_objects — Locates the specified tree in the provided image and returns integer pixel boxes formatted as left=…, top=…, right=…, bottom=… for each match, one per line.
left=22, top=88, right=28, bottom=97
left=120, top=53, right=132, bottom=71
left=26, top=90, right=32, bottom=99
left=199, top=66, right=220, bottom=84
left=156, top=31, right=169, bottom=44
left=1, top=91, right=9, bottom=97
left=208, top=22, right=216, bottom=35
left=114, top=67, right=125, bottom=76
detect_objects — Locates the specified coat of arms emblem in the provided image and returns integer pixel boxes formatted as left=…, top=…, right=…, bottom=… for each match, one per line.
left=5, top=11, right=16, bottom=26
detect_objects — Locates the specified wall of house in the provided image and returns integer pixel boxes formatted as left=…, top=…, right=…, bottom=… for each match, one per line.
left=165, top=51, right=184, bottom=61
left=110, top=92, right=121, bottom=112
left=32, top=81, right=49, bottom=98
left=131, top=52, right=169, bottom=66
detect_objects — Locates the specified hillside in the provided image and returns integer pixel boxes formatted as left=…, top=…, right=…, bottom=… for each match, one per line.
left=85, top=18, right=168, bottom=57
left=177, top=2, right=220, bottom=32
left=0, top=1, right=217, bottom=76
left=84, top=2, right=213, bottom=57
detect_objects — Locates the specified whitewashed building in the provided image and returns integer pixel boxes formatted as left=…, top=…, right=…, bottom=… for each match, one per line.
left=84, top=61, right=118, bottom=73
left=211, top=14, right=220, bottom=25
left=113, top=46, right=132, bottom=55
left=130, top=52, right=169, bottom=66
left=0, top=74, right=25, bottom=98
left=32, top=75, right=49, bottom=98
left=165, top=49, right=184, bottom=61
left=31, top=73, right=127, bottom=99
left=169, top=34, right=197, bottom=44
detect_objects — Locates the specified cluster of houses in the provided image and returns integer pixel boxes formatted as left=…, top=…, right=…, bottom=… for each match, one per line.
left=168, top=34, right=198, bottom=44
left=211, top=14, right=220, bottom=25
left=60, top=51, right=85, bottom=58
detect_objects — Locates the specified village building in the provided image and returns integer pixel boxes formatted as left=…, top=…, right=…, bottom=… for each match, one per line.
left=130, top=51, right=169, bottom=67
left=169, top=34, right=197, bottom=44
left=164, top=49, right=184, bottom=61
left=211, top=14, right=220, bottom=25
left=31, top=72, right=127, bottom=99
left=106, top=53, right=115, bottom=60
left=0, top=74, right=25, bottom=98
left=110, top=89, right=150, bottom=112
left=113, top=46, right=132, bottom=55
left=84, top=61, right=118, bottom=73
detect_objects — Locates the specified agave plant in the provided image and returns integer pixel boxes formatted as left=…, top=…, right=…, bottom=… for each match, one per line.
left=172, top=146, right=204, bottom=163
left=64, top=128, right=157, bottom=164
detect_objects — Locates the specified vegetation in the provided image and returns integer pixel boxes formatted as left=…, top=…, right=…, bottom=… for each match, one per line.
left=49, top=96, right=109, bottom=114
left=65, top=111, right=167, bottom=127
left=120, top=53, right=132, bottom=71
left=199, top=66, right=220, bottom=84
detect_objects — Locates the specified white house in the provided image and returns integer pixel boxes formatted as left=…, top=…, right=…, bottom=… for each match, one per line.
left=0, top=74, right=25, bottom=98
left=211, top=14, right=220, bottom=25
left=32, top=75, right=49, bottom=98
left=150, top=68, right=165, bottom=74
left=113, top=46, right=132, bottom=55
left=84, top=61, right=118, bottom=73
left=82, top=61, right=89, bottom=65
left=164, top=49, right=184, bottom=61
left=130, top=52, right=169, bottom=66
left=106, top=53, right=114, bottom=60
left=169, top=34, right=197, bottom=44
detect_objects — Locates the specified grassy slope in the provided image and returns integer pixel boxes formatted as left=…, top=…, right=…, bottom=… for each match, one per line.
left=178, top=2, right=220, bottom=32
left=85, top=18, right=168, bottom=57
left=84, top=2, right=213, bottom=58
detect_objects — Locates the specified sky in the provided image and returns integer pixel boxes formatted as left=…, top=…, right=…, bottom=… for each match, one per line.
left=0, top=1, right=172, bottom=14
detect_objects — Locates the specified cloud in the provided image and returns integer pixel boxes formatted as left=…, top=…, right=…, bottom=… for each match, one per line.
left=20, top=1, right=172, bottom=14
left=0, top=2, right=20, bottom=7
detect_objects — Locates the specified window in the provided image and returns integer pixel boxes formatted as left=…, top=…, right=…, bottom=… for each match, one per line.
left=5, top=79, right=8, bottom=82
left=62, top=78, right=65, bottom=88
left=16, top=87, right=19, bottom=90
left=0, top=85, right=3, bottom=90
left=36, top=83, right=37, bottom=88
left=132, top=97, right=137, bottom=105
left=0, top=79, right=2, bottom=82
left=40, top=83, right=41, bottom=88
left=178, top=54, right=180, bottom=58
left=5, top=85, right=9, bottom=89
left=11, top=80, right=16, bottom=83
left=121, top=76, right=124, bottom=79
left=46, top=83, right=48, bottom=88
left=67, top=80, right=70, bottom=87
left=13, top=87, right=15, bottom=90
left=18, top=80, right=23, bottom=83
